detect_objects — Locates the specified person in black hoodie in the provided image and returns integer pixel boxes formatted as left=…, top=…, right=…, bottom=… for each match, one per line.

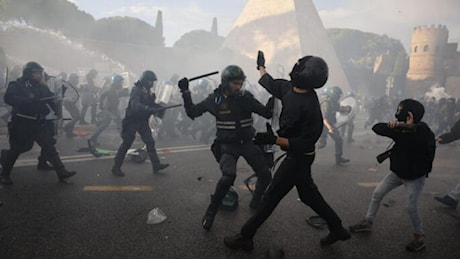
left=348, top=99, right=436, bottom=252
left=223, top=52, right=351, bottom=251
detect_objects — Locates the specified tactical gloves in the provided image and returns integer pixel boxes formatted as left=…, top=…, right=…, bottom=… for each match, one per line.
left=178, top=77, right=189, bottom=93
left=254, top=123, right=277, bottom=145
left=257, top=50, right=265, bottom=70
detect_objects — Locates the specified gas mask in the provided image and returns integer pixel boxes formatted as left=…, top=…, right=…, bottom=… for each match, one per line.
left=395, top=105, right=409, bottom=122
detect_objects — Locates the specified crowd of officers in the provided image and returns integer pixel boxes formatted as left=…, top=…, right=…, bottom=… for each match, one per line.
left=0, top=52, right=458, bottom=253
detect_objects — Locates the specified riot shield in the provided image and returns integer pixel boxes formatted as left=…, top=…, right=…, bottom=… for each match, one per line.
left=336, top=96, right=357, bottom=128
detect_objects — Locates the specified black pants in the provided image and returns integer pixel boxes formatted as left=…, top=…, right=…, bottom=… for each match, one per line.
left=1, top=117, right=62, bottom=176
left=113, top=118, right=160, bottom=168
left=319, top=126, right=344, bottom=159
left=210, top=142, right=272, bottom=206
left=241, top=153, right=343, bottom=238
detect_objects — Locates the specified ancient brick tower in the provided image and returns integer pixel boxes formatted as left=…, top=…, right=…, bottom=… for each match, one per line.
left=221, top=0, right=350, bottom=91
left=407, top=24, right=449, bottom=84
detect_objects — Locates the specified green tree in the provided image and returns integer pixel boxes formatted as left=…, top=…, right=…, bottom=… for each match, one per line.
left=327, top=28, right=406, bottom=70
left=174, top=30, right=224, bottom=50
left=1, top=0, right=94, bottom=37
left=90, top=16, right=164, bottom=47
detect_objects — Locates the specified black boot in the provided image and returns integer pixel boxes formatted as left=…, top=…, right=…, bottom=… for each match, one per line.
left=37, top=156, right=54, bottom=171
left=56, top=168, right=77, bottom=183
left=320, top=227, right=351, bottom=246
left=336, top=156, right=350, bottom=165
left=202, top=195, right=219, bottom=230
left=224, top=233, right=254, bottom=251
left=149, top=150, right=169, bottom=174
left=153, top=163, right=169, bottom=174
left=111, top=166, right=125, bottom=176
left=48, top=153, right=77, bottom=183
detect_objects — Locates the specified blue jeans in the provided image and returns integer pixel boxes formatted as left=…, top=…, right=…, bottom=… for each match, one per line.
left=365, top=172, right=426, bottom=235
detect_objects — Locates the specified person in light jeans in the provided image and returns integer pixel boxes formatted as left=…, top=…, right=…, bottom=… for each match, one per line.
left=348, top=99, right=436, bottom=252
left=365, top=172, right=426, bottom=235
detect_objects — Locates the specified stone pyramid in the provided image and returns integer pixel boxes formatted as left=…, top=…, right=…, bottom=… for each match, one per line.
left=221, top=0, right=350, bottom=91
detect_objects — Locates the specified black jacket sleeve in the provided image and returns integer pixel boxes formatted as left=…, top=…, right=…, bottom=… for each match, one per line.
left=439, top=119, right=460, bottom=144
left=181, top=91, right=213, bottom=119
left=258, top=73, right=290, bottom=100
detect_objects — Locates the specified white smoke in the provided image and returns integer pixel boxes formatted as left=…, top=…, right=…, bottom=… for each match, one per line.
left=423, top=83, right=451, bottom=101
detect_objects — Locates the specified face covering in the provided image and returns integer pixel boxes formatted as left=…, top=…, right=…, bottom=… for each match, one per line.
left=395, top=105, right=408, bottom=122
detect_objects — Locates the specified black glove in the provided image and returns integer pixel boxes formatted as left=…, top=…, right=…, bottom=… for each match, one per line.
left=254, top=122, right=277, bottom=145
left=266, top=96, right=274, bottom=112
left=257, top=50, right=265, bottom=70
left=178, top=77, right=189, bottom=93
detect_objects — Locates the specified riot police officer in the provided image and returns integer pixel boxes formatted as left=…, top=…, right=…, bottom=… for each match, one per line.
left=0, top=61, right=77, bottom=185
left=62, top=73, right=81, bottom=138
left=178, top=65, right=274, bottom=231
left=112, top=70, right=169, bottom=176
left=88, top=74, right=126, bottom=145
left=80, top=69, right=98, bottom=125
left=317, top=86, right=351, bottom=165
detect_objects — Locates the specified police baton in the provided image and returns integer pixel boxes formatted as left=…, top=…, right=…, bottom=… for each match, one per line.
left=188, top=71, right=219, bottom=82
left=151, top=103, right=182, bottom=114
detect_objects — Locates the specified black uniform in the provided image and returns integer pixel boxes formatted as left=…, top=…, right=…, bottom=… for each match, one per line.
left=89, top=85, right=125, bottom=144
left=238, top=74, right=347, bottom=239
left=0, top=77, right=76, bottom=184
left=182, top=83, right=273, bottom=223
left=318, top=91, right=351, bottom=164
left=112, top=81, right=167, bottom=175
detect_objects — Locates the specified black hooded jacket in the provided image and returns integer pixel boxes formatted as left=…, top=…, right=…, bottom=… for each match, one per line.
left=258, top=73, right=323, bottom=155
left=372, top=122, right=436, bottom=180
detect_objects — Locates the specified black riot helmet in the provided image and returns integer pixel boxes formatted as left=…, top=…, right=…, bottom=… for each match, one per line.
left=221, top=65, right=246, bottom=96
left=22, top=61, right=44, bottom=81
left=221, top=65, right=246, bottom=83
left=139, top=70, right=158, bottom=89
left=327, top=86, right=343, bottom=102
left=289, top=56, right=328, bottom=89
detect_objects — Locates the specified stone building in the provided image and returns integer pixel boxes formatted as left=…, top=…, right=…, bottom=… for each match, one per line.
left=406, top=24, right=460, bottom=98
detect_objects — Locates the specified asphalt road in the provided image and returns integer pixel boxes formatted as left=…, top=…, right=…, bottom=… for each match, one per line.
left=0, top=122, right=459, bottom=258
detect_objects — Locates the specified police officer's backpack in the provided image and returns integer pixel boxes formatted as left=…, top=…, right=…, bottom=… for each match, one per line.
left=221, top=186, right=238, bottom=210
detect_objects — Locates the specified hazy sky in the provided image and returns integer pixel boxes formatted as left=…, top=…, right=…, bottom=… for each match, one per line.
left=70, top=0, right=460, bottom=51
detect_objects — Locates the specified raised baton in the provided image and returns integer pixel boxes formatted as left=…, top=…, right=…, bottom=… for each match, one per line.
left=188, top=71, right=219, bottom=82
